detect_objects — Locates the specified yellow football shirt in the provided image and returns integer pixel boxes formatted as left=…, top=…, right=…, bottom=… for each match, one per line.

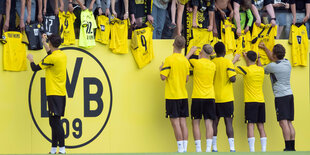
left=39, top=50, right=67, bottom=96
left=160, top=53, right=190, bottom=99
left=289, top=24, right=308, bottom=67
left=95, top=15, right=110, bottom=45
left=59, top=11, right=76, bottom=45
left=212, top=57, right=236, bottom=103
left=235, top=30, right=251, bottom=55
left=190, top=58, right=216, bottom=99
left=221, top=18, right=236, bottom=55
left=79, top=9, right=97, bottom=48
left=251, top=24, right=277, bottom=65
left=1, top=31, right=28, bottom=71
left=235, top=64, right=265, bottom=103
left=131, top=23, right=154, bottom=68
left=187, top=28, right=214, bottom=56
left=109, top=18, right=128, bottom=54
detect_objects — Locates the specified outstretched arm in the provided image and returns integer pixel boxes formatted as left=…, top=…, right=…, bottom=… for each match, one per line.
left=258, top=41, right=276, bottom=62
left=185, top=46, right=198, bottom=59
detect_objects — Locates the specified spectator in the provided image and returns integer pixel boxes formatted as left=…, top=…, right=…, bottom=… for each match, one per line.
left=289, top=0, right=310, bottom=36
left=192, top=0, right=214, bottom=30
left=69, top=0, right=87, bottom=38
left=4, top=0, right=26, bottom=31
left=111, top=0, right=129, bottom=20
left=273, top=0, right=290, bottom=39
left=16, top=0, right=36, bottom=24
left=129, top=0, right=153, bottom=27
left=234, top=0, right=276, bottom=37
left=152, top=0, right=169, bottom=39
left=86, top=0, right=110, bottom=16
left=214, top=0, right=234, bottom=38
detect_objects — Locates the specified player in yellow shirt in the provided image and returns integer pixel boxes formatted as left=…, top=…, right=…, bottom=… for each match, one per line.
left=27, top=34, right=67, bottom=154
left=185, top=44, right=216, bottom=152
left=211, top=42, right=236, bottom=152
left=160, top=36, right=190, bottom=153
left=235, top=51, right=267, bottom=152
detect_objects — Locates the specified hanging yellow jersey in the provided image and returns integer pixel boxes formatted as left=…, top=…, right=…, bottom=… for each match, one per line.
left=95, top=15, right=110, bottom=45
left=1, top=31, right=28, bottom=71
left=109, top=18, right=128, bottom=54
left=221, top=18, right=236, bottom=55
left=235, top=30, right=251, bottom=55
left=59, top=11, right=76, bottom=45
left=187, top=28, right=213, bottom=56
left=131, top=23, right=154, bottom=69
left=79, top=9, right=97, bottom=48
left=251, top=24, right=277, bottom=65
left=289, top=24, right=309, bottom=67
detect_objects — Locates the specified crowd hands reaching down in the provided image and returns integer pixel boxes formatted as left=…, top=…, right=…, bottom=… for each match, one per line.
left=0, top=0, right=309, bottom=40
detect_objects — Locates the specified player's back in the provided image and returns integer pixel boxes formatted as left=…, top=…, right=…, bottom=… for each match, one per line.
left=212, top=57, right=236, bottom=103
left=164, top=53, right=190, bottom=99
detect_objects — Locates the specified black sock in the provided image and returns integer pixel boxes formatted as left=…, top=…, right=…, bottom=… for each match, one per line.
left=284, top=141, right=290, bottom=151
left=291, top=140, right=295, bottom=151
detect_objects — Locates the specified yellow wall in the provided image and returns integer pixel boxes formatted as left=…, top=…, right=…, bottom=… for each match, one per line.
left=0, top=40, right=309, bottom=154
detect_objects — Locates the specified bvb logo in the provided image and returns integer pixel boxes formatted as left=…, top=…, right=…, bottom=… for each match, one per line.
left=28, top=47, right=113, bottom=148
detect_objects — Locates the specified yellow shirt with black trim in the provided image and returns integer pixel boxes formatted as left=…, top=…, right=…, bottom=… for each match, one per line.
left=190, top=58, right=216, bottom=99
left=251, top=24, right=277, bottom=65
left=212, top=57, right=236, bottom=103
left=289, top=24, right=308, bottom=67
left=221, top=18, right=236, bottom=55
left=109, top=18, right=128, bottom=54
left=160, top=53, right=190, bottom=99
left=187, top=28, right=214, bottom=56
left=235, top=64, right=265, bottom=103
left=95, top=15, right=110, bottom=45
left=79, top=9, right=97, bottom=48
left=59, top=11, right=76, bottom=45
left=235, top=30, right=251, bottom=55
left=1, top=31, right=28, bottom=71
left=131, top=22, right=154, bottom=68
left=39, top=50, right=67, bottom=96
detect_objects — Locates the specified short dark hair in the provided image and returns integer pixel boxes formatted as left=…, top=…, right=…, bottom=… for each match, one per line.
left=246, top=51, right=257, bottom=62
left=173, top=35, right=186, bottom=50
left=202, top=44, right=213, bottom=55
left=241, top=0, right=252, bottom=10
left=272, top=44, right=286, bottom=59
left=48, top=34, right=62, bottom=48
left=214, top=42, right=226, bottom=56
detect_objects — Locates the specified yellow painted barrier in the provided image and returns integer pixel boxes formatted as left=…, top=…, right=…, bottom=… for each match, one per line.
left=0, top=40, right=309, bottom=154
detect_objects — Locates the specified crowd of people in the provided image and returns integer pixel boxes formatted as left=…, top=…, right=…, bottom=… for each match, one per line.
left=160, top=36, right=296, bottom=153
left=0, top=0, right=309, bottom=40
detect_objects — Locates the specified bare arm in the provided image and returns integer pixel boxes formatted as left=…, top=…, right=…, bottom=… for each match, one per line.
left=303, top=3, right=310, bottom=23
left=192, top=6, right=198, bottom=27
left=160, top=74, right=167, bottom=81
left=26, top=0, right=31, bottom=23
left=4, top=0, right=11, bottom=32
left=54, top=0, right=59, bottom=14
left=290, top=3, right=296, bottom=24
left=258, top=42, right=276, bottom=62
left=59, top=0, right=64, bottom=12
left=89, top=0, right=96, bottom=10
left=251, top=4, right=261, bottom=26
left=185, top=46, right=197, bottom=59
left=38, top=0, right=43, bottom=23
left=20, top=0, right=26, bottom=30
left=233, top=2, right=241, bottom=36
left=124, top=0, right=129, bottom=19
left=208, top=11, right=214, bottom=31
left=265, top=4, right=276, bottom=26
left=111, top=0, right=116, bottom=16
left=43, top=0, right=47, bottom=15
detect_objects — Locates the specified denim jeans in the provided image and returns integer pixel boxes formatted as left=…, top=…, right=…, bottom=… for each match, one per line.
left=16, top=0, right=36, bottom=22
left=285, top=13, right=310, bottom=39
left=152, top=4, right=167, bottom=39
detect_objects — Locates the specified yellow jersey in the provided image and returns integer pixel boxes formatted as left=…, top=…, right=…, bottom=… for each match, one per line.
left=59, top=11, right=76, bottom=45
left=235, top=30, right=252, bottom=55
left=251, top=24, right=277, bottom=65
left=289, top=24, right=309, bottom=67
left=95, top=15, right=110, bottom=45
left=160, top=53, right=190, bottom=99
left=131, top=23, right=154, bottom=69
left=221, top=18, right=236, bottom=55
left=212, top=57, right=236, bottom=103
left=235, top=64, right=265, bottom=103
left=79, top=9, right=97, bottom=48
left=39, top=50, right=67, bottom=96
left=178, top=0, right=189, bottom=5
left=190, top=58, right=216, bottom=99
left=1, top=31, right=28, bottom=71
left=187, top=28, right=213, bottom=56
left=109, top=18, right=129, bottom=54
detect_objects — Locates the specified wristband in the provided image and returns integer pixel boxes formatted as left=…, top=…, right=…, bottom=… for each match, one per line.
left=271, top=18, right=276, bottom=21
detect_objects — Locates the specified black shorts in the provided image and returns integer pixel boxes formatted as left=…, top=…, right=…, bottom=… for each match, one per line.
left=275, top=95, right=294, bottom=121
left=245, top=102, right=265, bottom=123
left=191, top=99, right=216, bottom=120
left=0, top=0, right=5, bottom=15
left=215, top=101, right=234, bottom=118
left=47, top=96, right=66, bottom=116
left=166, top=99, right=189, bottom=118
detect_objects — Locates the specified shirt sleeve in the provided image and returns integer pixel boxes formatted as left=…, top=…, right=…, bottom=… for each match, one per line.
left=129, top=0, right=136, bottom=15
left=208, top=0, right=215, bottom=11
left=235, top=65, right=248, bottom=76
left=189, top=59, right=198, bottom=67
left=227, top=61, right=237, bottom=78
left=289, top=0, right=295, bottom=4
left=160, top=58, right=171, bottom=77
left=264, top=63, right=275, bottom=74
left=264, top=0, right=273, bottom=6
left=246, top=9, right=254, bottom=27
left=39, top=55, right=54, bottom=69
left=146, top=0, right=152, bottom=15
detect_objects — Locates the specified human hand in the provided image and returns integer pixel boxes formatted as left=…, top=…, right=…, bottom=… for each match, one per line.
left=270, top=19, right=276, bottom=27
left=20, top=20, right=25, bottom=31
left=42, top=33, right=47, bottom=43
left=292, top=16, right=296, bottom=25
left=220, top=10, right=226, bottom=19
left=27, top=54, right=34, bottom=62
left=255, top=18, right=261, bottom=27
left=207, top=25, right=213, bottom=31
left=213, top=28, right=218, bottom=37
left=105, top=8, right=110, bottom=16
left=244, top=26, right=249, bottom=33
left=112, top=10, right=117, bottom=18
left=229, top=11, right=234, bottom=21
left=3, top=19, right=9, bottom=32
left=68, top=4, right=74, bottom=12
left=236, top=27, right=241, bottom=37
left=147, top=15, right=154, bottom=24
left=303, top=16, right=309, bottom=23
left=26, top=15, right=31, bottom=24
left=258, top=41, right=266, bottom=49
left=38, top=13, right=43, bottom=23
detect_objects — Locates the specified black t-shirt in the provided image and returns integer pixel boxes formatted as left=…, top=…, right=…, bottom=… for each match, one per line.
left=43, top=15, right=59, bottom=36
left=25, top=23, right=43, bottom=50
left=289, top=0, right=310, bottom=11
left=191, top=0, right=215, bottom=27
left=273, top=0, right=289, bottom=11
left=233, top=0, right=273, bottom=10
